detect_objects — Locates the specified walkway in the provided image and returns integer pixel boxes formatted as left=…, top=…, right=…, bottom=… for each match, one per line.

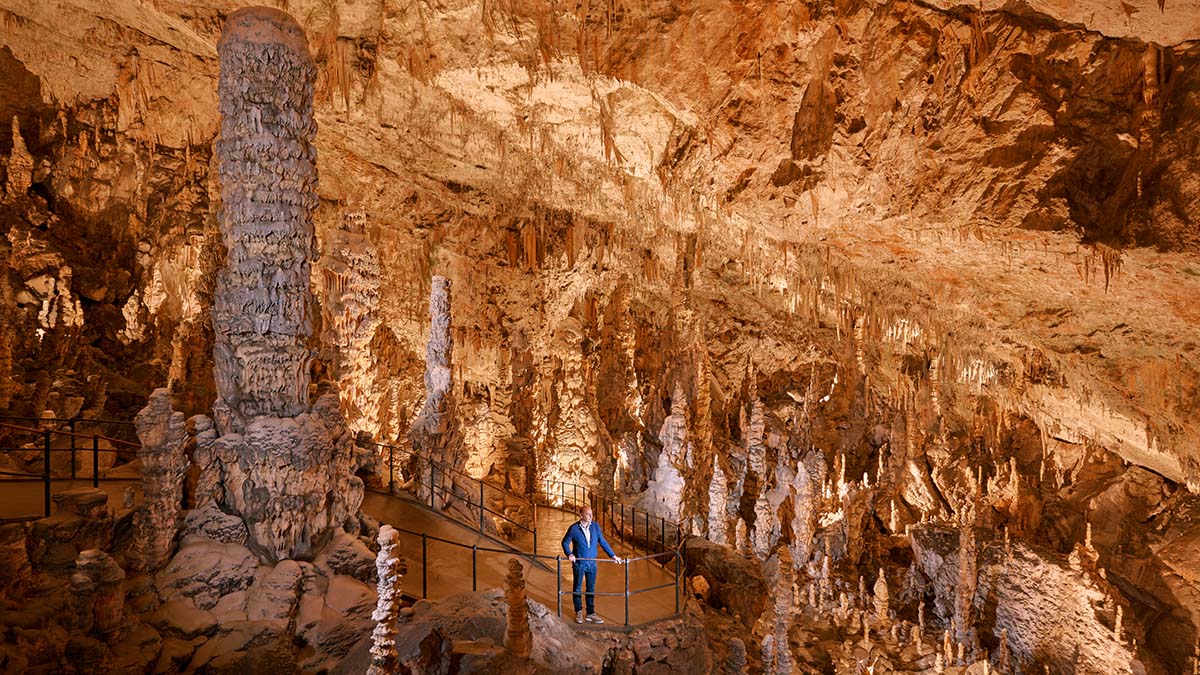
left=362, top=490, right=680, bottom=627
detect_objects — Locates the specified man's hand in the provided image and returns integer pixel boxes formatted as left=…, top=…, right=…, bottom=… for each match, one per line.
left=568, top=554, right=576, bottom=563
left=613, top=556, right=623, bottom=565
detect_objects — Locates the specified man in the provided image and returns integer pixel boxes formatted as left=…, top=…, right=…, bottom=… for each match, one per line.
left=561, top=505, right=623, bottom=624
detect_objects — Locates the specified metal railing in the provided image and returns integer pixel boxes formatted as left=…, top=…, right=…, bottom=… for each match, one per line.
left=383, top=521, right=683, bottom=627
left=0, top=420, right=140, bottom=517
left=537, top=479, right=682, bottom=562
left=365, top=440, right=539, bottom=553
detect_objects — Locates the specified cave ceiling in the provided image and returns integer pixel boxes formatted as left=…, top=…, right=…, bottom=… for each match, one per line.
left=0, top=0, right=1198, bottom=488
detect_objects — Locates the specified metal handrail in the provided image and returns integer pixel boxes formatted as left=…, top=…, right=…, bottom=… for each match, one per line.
left=0, top=415, right=136, bottom=426
left=0, top=420, right=142, bottom=516
left=366, top=439, right=539, bottom=547
left=381, top=520, right=684, bottom=628
left=538, top=478, right=683, bottom=563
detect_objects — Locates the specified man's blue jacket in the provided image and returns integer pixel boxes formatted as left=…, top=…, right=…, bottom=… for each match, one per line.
left=561, top=520, right=616, bottom=562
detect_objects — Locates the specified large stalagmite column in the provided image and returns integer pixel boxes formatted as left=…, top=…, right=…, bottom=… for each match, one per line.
left=214, top=7, right=316, bottom=421
left=209, top=7, right=364, bottom=562
left=409, top=276, right=459, bottom=469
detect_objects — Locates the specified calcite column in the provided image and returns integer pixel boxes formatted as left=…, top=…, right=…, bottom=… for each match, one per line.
left=368, top=525, right=403, bottom=675
left=130, top=388, right=188, bottom=572
left=504, top=558, right=532, bottom=658
left=211, top=7, right=364, bottom=562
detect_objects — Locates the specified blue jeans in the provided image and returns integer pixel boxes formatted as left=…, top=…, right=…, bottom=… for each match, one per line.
left=572, top=561, right=597, bottom=613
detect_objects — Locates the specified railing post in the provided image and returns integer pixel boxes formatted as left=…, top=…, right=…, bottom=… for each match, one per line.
left=69, top=420, right=76, bottom=481
left=560, top=481, right=564, bottom=507
left=429, top=463, right=436, bottom=508
left=43, top=429, right=51, bottom=517
left=479, top=480, right=485, bottom=532
left=533, top=528, right=538, bottom=556
left=674, top=549, right=681, bottom=614
left=556, top=556, right=562, bottom=618
left=388, top=444, right=394, bottom=494
left=659, top=516, right=665, bottom=555
left=472, top=544, right=478, bottom=592
left=91, top=435, right=99, bottom=489
left=624, top=559, right=630, bottom=627
left=421, top=533, right=428, bottom=598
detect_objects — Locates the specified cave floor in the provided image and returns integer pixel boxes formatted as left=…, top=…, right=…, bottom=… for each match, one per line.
left=361, top=491, right=679, bottom=627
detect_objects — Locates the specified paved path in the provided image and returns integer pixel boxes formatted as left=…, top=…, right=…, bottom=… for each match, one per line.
left=0, top=478, right=141, bottom=521
left=362, top=491, right=680, bottom=627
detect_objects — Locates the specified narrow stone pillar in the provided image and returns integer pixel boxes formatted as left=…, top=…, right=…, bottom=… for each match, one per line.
left=504, top=558, right=532, bottom=658
left=367, top=525, right=403, bottom=675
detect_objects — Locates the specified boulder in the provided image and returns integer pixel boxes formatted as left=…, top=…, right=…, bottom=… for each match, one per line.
left=245, top=559, right=303, bottom=632
left=155, top=536, right=257, bottom=609
left=683, top=537, right=768, bottom=628
left=148, top=599, right=218, bottom=639
left=181, top=504, right=248, bottom=545
left=315, top=531, right=375, bottom=582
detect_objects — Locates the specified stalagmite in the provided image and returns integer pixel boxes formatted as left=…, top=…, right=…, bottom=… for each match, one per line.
left=368, top=525, right=403, bottom=675
left=767, top=547, right=795, bottom=674
left=708, top=455, right=729, bottom=545
left=410, top=276, right=461, bottom=471
left=4, top=117, right=32, bottom=202
left=997, top=629, right=1012, bottom=674
left=504, top=558, right=532, bottom=658
left=725, top=637, right=748, bottom=675
left=130, top=388, right=188, bottom=572
left=873, top=568, right=890, bottom=631
left=953, top=512, right=979, bottom=650
left=752, top=492, right=775, bottom=561
left=211, top=7, right=365, bottom=562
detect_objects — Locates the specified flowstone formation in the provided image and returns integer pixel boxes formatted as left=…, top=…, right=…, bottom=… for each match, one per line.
left=201, top=6, right=364, bottom=562
left=367, top=525, right=403, bottom=675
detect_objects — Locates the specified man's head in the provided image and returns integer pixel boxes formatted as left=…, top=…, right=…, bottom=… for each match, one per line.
left=579, top=505, right=593, bottom=525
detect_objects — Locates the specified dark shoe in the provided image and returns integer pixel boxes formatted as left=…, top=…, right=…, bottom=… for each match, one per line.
left=575, top=611, right=584, bottom=624
left=586, top=614, right=604, bottom=624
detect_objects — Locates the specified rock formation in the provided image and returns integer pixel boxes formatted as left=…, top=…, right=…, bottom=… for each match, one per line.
left=130, top=388, right=188, bottom=572
left=504, top=558, right=532, bottom=658
left=367, top=525, right=402, bottom=675
left=69, top=549, right=126, bottom=643
left=204, top=7, right=364, bottom=562
left=725, top=637, right=748, bottom=675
